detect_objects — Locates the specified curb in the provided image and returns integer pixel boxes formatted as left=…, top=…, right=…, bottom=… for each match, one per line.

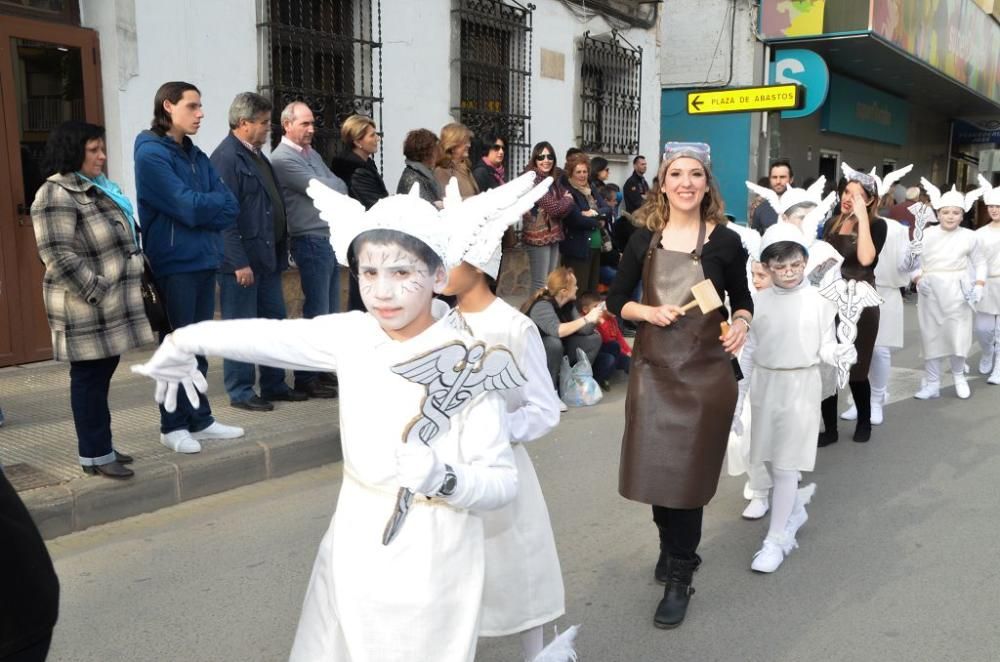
left=21, top=421, right=341, bottom=539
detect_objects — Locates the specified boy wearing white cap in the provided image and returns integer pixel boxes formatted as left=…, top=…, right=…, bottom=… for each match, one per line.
left=735, top=222, right=855, bottom=573
left=973, top=175, right=1000, bottom=385
left=131, top=176, right=557, bottom=662
left=913, top=178, right=987, bottom=399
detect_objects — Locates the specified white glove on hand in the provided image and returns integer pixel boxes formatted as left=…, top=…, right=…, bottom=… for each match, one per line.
left=969, top=284, right=984, bottom=305
left=130, top=335, right=207, bottom=413
left=834, top=343, right=858, bottom=366
left=395, top=442, right=446, bottom=496
left=916, top=279, right=931, bottom=297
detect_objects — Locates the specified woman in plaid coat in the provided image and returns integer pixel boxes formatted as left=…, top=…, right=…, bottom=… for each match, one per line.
left=31, top=121, right=155, bottom=479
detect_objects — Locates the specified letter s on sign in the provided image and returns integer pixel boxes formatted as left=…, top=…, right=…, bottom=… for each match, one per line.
left=774, top=57, right=805, bottom=84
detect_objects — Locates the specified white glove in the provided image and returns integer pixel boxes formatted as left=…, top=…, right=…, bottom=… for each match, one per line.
left=969, top=284, right=984, bottom=305
left=908, top=240, right=923, bottom=257
left=395, top=442, right=446, bottom=496
left=731, top=415, right=744, bottom=437
left=916, top=279, right=931, bottom=297
left=130, top=335, right=207, bottom=412
left=834, top=343, right=858, bottom=366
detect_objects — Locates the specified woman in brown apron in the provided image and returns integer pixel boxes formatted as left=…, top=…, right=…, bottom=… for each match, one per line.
left=819, top=169, right=887, bottom=444
left=607, top=143, right=753, bottom=630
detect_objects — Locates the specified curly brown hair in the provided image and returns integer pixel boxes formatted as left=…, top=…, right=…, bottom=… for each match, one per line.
left=402, top=128, right=439, bottom=164
left=564, top=152, right=590, bottom=180
left=635, top=157, right=728, bottom=232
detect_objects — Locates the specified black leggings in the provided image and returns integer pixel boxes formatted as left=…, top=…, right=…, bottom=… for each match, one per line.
left=651, top=505, right=703, bottom=560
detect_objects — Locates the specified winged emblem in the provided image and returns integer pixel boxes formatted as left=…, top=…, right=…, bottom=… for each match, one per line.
left=382, top=340, right=526, bottom=545
left=908, top=202, right=936, bottom=243
left=818, top=279, right=883, bottom=388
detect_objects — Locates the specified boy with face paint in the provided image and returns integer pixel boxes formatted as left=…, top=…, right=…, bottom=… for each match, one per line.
left=912, top=179, right=987, bottom=400
left=734, top=223, right=856, bottom=573
left=973, top=175, right=1000, bottom=385
left=436, top=191, right=569, bottom=660
left=132, top=176, right=554, bottom=662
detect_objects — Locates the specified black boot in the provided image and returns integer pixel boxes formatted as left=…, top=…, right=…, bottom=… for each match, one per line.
left=654, top=557, right=697, bottom=629
left=850, top=380, right=872, bottom=442
left=817, top=394, right=839, bottom=447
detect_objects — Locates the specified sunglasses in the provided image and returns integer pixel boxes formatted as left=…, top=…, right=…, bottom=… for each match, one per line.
left=535, top=153, right=555, bottom=161
left=490, top=143, right=505, bottom=151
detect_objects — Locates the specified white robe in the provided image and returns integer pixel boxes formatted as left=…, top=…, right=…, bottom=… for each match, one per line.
left=740, top=282, right=839, bottom=472
left=917, top=226, right=986, bottom=360
left=874, top=218, right=915, bottom=349
left=169, top=313, right=517, bottom=662
left=457, top=298, right=566, bottom=637
left=975, top=224, right=1000, bottom=315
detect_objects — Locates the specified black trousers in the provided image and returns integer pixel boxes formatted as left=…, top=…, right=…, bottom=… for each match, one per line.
left=651, top=505, right=703, bottom=560
left=69, top=355, right=121, bottom=464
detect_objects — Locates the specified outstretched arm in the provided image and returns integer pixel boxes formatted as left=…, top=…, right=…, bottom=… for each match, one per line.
left=508, top=326, right=560, bottom=443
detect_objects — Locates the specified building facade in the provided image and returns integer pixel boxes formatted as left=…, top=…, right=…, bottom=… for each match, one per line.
left=0, top=0, right=661, bottom=365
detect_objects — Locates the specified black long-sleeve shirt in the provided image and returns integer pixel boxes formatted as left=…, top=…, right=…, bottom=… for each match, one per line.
left=607, top=225, right=753, bottom=319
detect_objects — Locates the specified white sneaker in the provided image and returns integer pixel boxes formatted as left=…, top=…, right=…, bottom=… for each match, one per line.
left=840, top=404, right=858, bottom=421
left=559, top=399, right=568, bottom=413
left=785, top=483, right=816, bottom=539
left=914, top=380, right=940, bottom=400
left=160, top=430, right=202, bottom=454
left=751, top=534, right=798, bottom=573
left=742, top=497, right=769, bottom=520
left=988, top=368, right=1000, bottom=385
left=953, top=374, right=971, bottom=399
left=979, top=353, right=994, bottom=375
left=870, top=400, right=884, bottom=425
left=191, top=421, right=245, bottom=441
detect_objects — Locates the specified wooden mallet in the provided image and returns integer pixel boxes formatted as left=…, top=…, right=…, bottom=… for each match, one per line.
left=678, top=279, right=723, bottom=314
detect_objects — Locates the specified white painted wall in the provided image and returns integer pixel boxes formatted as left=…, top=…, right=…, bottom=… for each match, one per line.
left=81, top=0, right=258, bottom=202
left=660, top=0, right=760, bottom=89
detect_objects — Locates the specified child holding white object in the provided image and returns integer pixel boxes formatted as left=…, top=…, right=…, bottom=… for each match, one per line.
left=735, top=223, right=854, bottom=573
left=913, top=178, right=988, bottom=400
left=973, top=175, right=1000, bottom=385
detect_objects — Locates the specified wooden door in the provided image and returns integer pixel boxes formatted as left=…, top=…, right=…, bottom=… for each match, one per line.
left=0, top=16, right=102, bottom=365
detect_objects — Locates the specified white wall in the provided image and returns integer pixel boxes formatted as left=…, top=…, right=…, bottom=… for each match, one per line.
left=81, top=0, right=258, bottom=202
left=660, top=0, right=760, bottom=88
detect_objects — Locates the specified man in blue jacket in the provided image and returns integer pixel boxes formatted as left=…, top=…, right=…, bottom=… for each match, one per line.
left=210, top=92, right=307, bottom=411
left=134, top=81, right=245, bottom=454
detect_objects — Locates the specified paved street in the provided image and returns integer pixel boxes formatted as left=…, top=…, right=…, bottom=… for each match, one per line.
left=44, top=302, right=1000, bottom=661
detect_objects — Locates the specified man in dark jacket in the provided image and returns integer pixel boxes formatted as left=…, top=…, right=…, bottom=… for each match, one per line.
left=750, top=159, right=794, bottom=233
left=134, top=81, right=244, bottom=454
left=471, top=132, right=506, bottom=193
left=210, top=92, right=306, bottom=412
left=623, top=155, right=649, bottom=213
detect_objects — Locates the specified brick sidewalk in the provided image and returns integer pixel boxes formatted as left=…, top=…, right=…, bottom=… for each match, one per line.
left=0, top=349, right=341, bottom=538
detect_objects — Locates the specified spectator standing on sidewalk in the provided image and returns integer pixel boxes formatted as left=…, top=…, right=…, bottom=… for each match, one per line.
left=396, top=128, right=443, bottom=206
left=210, top=92, right=307, bottom=412
left=750, top=160, right=794, bottom=234
left=472, top=131, right=506, bottom=193
left=270, top=101, right=343, bottom=400
left=434, top=123, right=479, bottom=200
left=134, top=81, right=245, bottom=454
left=522, top=141, right=574, bottom=291
left=623, top=155, right=649, bottom=214
left=31, top=120, right=155, bottom=478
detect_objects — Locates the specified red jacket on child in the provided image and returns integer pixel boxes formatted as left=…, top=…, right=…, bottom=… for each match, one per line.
left=596, top=315, right=632, bottom=356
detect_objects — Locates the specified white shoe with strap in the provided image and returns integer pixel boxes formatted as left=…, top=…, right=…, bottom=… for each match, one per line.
left=751, top=533, right=798, bottom=573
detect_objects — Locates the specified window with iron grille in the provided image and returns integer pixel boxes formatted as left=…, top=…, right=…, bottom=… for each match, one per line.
left=453, top=0, right=533, bottom=178
left=580, top=30, right=642, bottom=156
left=259, top=0, right=382, bottom=164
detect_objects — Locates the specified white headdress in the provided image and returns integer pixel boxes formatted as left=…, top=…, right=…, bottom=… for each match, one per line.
left=759, top=221, right=809, bottom=257
left=745, top=176, right=837, bottom=245
left=978, top=174, right=1000, bottom=207
left=840, top=162, right=878, bottom=196
left=874, top=163, right=913, bottom=198
left=919, top=177, right=985, bottom=212
left=443, top=172, right=553, bottom=278
left=727, top=222, right=761, bottom=262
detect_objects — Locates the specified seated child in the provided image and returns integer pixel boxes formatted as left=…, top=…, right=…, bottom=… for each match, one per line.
left=579, top=292, right=630, bottom=390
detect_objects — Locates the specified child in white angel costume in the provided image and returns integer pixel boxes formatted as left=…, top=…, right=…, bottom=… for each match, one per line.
left=912, top=178, right=987, bottom=400
left=973, top=175, right=1000, bottom=385
left=734, top=223, right=856, bottom=573
left=434, top=178, right=570, bottom=661
left=132, top=176, right=563, bottom=662
left=841, top=165, right=922, bottom=425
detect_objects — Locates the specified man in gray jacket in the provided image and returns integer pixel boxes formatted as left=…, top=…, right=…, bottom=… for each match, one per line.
left=269, top=101, right=343, bottom=398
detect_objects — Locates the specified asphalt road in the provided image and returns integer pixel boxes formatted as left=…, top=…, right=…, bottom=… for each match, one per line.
left=45, top=301, right=1000, bottom=661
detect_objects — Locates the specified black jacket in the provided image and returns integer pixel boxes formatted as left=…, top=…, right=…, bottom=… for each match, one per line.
left=559, top=177, right=611, bottom=260
left=623, top=171, right=649, bottom=213
left=209, top=133, right=287, bottom=274
left=330, top=152, right=388, bottom=210
left=0, top=469, right=59, bottom=657
left=472, top=159, right=503, bottom=193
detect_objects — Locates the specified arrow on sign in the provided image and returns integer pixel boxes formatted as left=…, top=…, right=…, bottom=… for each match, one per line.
left=690, top=95, right=703, bottom=112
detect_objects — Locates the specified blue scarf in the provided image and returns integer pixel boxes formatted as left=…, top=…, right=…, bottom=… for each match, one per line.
left=78, top=173, right=139, bottom=247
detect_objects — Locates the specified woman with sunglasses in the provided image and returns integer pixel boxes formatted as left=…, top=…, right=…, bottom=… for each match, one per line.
left=472, top=131, right=507, bottom=193
left=522, top=141, right=575, bottom=290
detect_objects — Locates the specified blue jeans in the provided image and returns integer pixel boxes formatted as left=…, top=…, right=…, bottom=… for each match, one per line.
left=290, top=234, right=339, bottom=388
left=217, top=270, right=292, bottom=403
left=156, top=270, right=216, bottom=434
left=594, top=341, right=630, bottom=382
left=70, top=355, right=120, bottom=465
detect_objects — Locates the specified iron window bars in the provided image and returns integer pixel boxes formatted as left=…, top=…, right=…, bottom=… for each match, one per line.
left=453, top=0, right=534, bottom=179
left=580, top=30, right=642, bottom=156
left=259, top=0, right=383, bottom=164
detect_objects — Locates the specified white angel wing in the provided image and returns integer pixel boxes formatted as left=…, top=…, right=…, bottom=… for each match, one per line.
left=841, top=162, right=864, bottom=182
left=964, top=181, right=987, bottom=212
left=978, top=174, right=993, bottom=192
left=442, top=176, right=463, bottom=210
left=745, top=180, right=780, bottom=215
left=919, top=177, right=942, bottom=210
left=878, top=164, right=913, bottom=197
left=801, top=190, right=839, bottom=241
left=306, top=178, right=367, bottom=264
left=806, top=175, right=827, bottom=200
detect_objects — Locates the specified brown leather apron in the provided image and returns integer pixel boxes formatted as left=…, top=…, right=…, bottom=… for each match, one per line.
left=619, top=223, right=738, bottom=509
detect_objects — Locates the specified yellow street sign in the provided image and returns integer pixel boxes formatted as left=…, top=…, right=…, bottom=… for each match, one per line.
left=687, top=84, right=804, bottom=115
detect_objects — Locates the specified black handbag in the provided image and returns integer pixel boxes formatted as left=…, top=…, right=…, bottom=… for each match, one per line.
left=140, top=255, right=171, bottom=334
